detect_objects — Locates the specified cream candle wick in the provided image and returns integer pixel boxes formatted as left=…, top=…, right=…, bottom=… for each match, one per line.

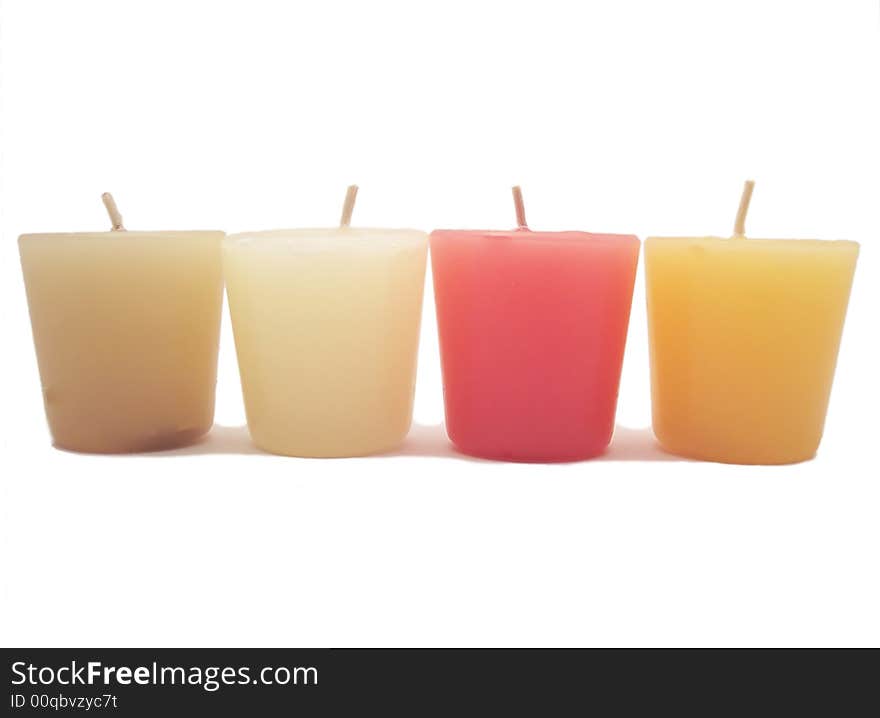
left=101, top=192, right=126, bottom=232
left=732, top=179, right=755, bottom=238
left=512, top=186, right=528, bottom=230
left=339, top=185, right=358, bottom=228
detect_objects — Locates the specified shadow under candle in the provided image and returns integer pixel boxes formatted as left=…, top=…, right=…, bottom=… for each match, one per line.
left=141, top=424, right=264, bottom=457
left=109, top=422, right=686, bottom=463
left=383, top=423, right=687, bottom=463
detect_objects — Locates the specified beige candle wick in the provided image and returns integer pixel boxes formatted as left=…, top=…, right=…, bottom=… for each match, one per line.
left=732, top=179, right=755, bottom=238
left=512, top=185, right=528, bottom=229
left=339, top=185, right=358, bottom=228
left=101, top=192, right=126, bottom=231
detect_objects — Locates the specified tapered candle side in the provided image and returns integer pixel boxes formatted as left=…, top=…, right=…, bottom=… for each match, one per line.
left=645, top=236, right=859, bottom=463
left=19, top=230, right=225, bottom=453
left=430, top=229, right=640, bottom=461
left=223, top=228, right=428, bottom=457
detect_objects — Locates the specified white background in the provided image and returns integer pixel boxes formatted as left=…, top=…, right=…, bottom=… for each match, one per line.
left=1, top=0, right=878, bottom=647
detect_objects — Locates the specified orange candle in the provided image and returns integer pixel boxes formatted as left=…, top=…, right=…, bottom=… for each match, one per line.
left=645, top=181, right=859, bottom=464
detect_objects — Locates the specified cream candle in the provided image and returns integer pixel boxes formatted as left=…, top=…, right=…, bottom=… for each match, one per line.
left=19, top=194, right=224, bottom=453
left=646, top=181, right=859, bottom=464
left=224, top=186, right=428, bottom=457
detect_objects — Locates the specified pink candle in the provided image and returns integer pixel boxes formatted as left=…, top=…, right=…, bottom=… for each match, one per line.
left=430, top=188, right=640, bottom=462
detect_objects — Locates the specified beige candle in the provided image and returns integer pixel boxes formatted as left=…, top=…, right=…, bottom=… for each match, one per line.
left=224, top=186, right=428, bottom=457
left=19, top=194, right=224, bottom=453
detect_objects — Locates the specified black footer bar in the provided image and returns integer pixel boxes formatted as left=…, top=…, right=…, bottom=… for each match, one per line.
left=3, top=648, right=877, bottom=715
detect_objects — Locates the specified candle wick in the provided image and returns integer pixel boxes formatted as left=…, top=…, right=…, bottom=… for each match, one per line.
left=101, top=192, right=126, bottom=231
left=340, top=185, right=358, bottom=228
left=512, top=186, right=528, bottom=229
left=733, top=179, right=755, bottom=238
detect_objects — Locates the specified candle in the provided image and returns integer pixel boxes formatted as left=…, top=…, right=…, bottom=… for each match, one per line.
left=645, top=181, right=859, bottom=464
left=224, top=186, right=428, bottom=457
left=19, top=194, right=224, bottom=453
left=430, top=187, right=640, bottom=462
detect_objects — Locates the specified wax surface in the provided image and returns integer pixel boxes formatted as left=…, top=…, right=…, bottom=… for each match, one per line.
left=224, top=228, right=428, bottom=457
left=430, top=230, right=640, bottom=461
left=19, top=231, right=224, bottom=453
left=645, top=237, right=859, bottom=464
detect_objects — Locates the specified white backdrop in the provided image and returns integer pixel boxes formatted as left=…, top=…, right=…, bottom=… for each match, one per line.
left=1, top=0, right=878, bottom=646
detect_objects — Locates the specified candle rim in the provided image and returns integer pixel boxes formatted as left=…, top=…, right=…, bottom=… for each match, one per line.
left=645, top=236, right=859, bottom=250
left=430, top=229, right=640, bottom=243
left=18, top=230, right=224, bottom=242
left=225, top=227, right=427, bottom=243
left=18, top=229, right=226, bottom=244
